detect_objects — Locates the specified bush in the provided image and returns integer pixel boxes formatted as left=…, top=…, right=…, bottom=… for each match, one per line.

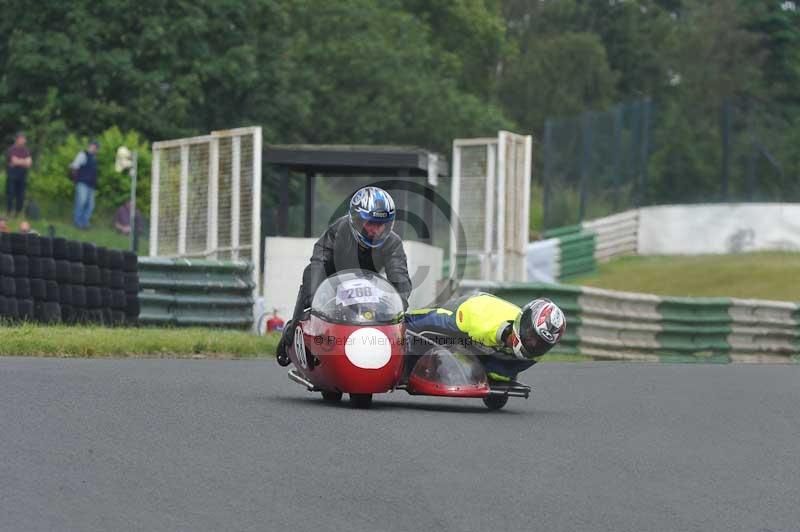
left=29, top=126, right=151, bottom=218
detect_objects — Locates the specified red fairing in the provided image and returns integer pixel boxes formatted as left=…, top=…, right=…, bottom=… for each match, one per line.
left=290, top=314, right=405, bottom=394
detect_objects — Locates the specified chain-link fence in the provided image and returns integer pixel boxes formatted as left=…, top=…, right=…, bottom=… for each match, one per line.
left=539, top=98, right=800, bottom=229
left=150, top=127, right=262, bottom=288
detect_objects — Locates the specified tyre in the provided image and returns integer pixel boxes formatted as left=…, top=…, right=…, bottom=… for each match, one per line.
left=0, top=254, right=14, bottom=276
left=96, top=246, right=109, bottom=269
left=46, top=281, right=60, bottom=302
left=55, top=260, right=72, bottom=283
left=122, top=251, right=138, bottom=272
left=14, top=278, right=31, bottom=299
left=321, top=391, right=343, bottom=403
left=111, top=289, right=126, bottom=310
left=125, top=294, right=140, bottom=317
left=17, top=298, right=34, bottom=321
left=111, top=310, right=126, bottom=325
left=88, top=308, right=104, bottom=323
left=60, top=304, right=75, bottom=324
left=482, top=394, right=509, bottom=411
left=71, top=285, right=87, bottom=308
left=25, top=234, right=41, bottom=257
left=101, top=268, right=111, bottom=287
left=102, top=288, right=113, bottom=308
left=67, top=240, right=83, bottom=262
left=81, top=242, right=97, bottom=265
left=5, top=297, right=18, bottom=319
left=2, top=277, right=16, bottom=297
left=12, top=255, right=28, bottom=278
left=110, top=270, right=125, bottom=289
left=28, top=257, right=43, bottom=279
left=108, top=250, right=124, bottom=270
left=0, top=234, right=10, bottom=254
left=86, top=286, right=102, bottom=309
left=101, top=308, right=113, bottom=325
left=84, top=265, right=101, bottom=286
left=58, top=285, right=72, bottom=305
left=123, top=272, right=139, bottom=294
left=52, top=237, right=68, bottom=260
left=35, top=301, right=61, bottom=324
left=40, top=258, right=56, bottom=281
left=10, top=234, right=27, bottom=254
left=349, top=393, right=373, bottom=409
left=69, top=262, right=85, bottom=285
left=30, top=279, right=47, bottom=301
left=39, top=237, right=53, bottom=258
left=0, top=295, right=6, bottom=316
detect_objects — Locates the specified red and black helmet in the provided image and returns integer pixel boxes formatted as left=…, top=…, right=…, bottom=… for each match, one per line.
left=510, top=298, right=566, bottom=360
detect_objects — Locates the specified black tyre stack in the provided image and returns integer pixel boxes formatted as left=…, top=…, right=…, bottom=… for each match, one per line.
left=0, top=233, right=139, bottom=326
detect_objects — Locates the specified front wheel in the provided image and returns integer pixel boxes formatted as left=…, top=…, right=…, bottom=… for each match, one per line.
left=483, top=394, right=509, bottom=411
left=350, top=393, right=373, bottom=409
left=321, top=391, right=343, bottom=403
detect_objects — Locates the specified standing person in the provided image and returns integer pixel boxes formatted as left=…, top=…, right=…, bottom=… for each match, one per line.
left=70, top=140, right=100, bottom=229
left=6, top=132, right=32, bottom=216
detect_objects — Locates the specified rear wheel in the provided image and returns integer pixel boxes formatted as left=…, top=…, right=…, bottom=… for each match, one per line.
left=350, top=393, right=373, bottom=409
left=483, top=394, right=509, bottom=411
left=321, top=391, right=343, bottom=403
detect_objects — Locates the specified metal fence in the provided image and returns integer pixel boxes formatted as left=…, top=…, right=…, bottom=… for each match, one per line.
left=539, top=98, right=800, bottom=229
left=149, top=127, right=262, bottom=290
left=138, top=258, right=254, bottom=328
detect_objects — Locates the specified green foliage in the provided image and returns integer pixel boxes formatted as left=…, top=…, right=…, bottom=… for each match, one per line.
left=29, top=126, right=151, bottom=217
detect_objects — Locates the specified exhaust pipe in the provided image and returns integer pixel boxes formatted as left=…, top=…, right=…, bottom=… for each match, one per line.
left=288, top=369, right=317, bottom=391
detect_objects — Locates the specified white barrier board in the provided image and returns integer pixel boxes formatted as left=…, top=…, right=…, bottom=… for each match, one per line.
left=638, top=204, right=800, bottom=255
left=525, top=238, right=559, bottom=283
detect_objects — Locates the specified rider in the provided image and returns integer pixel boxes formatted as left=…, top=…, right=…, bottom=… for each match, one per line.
left=404, top=293, right=566, bottom=383
left=276, top=186, right=412, bottom=365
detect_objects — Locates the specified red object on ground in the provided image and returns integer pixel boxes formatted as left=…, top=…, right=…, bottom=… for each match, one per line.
left=267, top=316, right=285, bottom=332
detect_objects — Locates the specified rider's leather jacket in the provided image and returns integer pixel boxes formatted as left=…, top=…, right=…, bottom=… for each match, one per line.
left=299, top=215, right=412, bottom=310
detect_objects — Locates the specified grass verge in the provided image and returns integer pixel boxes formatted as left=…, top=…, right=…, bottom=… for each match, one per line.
left=568, top=252, right=800, bottom=301
left=0, top=323, right=280, bottom=358
left=0, top=324, right=593, bottom=362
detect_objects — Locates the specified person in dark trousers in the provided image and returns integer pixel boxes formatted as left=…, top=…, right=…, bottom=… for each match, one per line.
left=70, top=140, right=100, bottom=229
left=6, top=132, right=32, bottom=215
left=276, top=186, right=412, bottom=365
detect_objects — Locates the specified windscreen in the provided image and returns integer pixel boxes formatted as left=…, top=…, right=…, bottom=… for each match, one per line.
left=311, top=270, right=404, bottom=325
left=410, top=347, right=489, bottom=388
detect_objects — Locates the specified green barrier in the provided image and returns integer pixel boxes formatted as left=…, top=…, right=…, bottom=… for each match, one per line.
left=542, top=225, right=583, bottom=239
left=138, top=258, right=254, bottom=328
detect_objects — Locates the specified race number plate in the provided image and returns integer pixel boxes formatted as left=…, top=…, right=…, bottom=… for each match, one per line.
left=336, top=279, right=380, bottom=306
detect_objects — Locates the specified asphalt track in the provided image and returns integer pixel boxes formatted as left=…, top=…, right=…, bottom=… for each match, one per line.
left=1, top=357, right=798, bottom=532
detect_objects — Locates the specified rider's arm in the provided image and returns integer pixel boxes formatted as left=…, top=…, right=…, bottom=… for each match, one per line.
left=301, top=225, right=336, bottom=308
left=383, top=238, right=412, bottom=309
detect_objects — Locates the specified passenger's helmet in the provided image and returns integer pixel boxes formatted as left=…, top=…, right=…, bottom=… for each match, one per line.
left=348, top=186, right=396, bottom=248
left=510, top=298, right=566, bottom=360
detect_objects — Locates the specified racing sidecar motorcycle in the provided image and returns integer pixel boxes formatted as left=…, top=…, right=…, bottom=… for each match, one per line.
left=284, top=269, right=531, bottom=410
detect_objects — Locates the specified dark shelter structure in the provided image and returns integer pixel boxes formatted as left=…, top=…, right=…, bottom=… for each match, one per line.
left=264, top=145, right=447, bottom=244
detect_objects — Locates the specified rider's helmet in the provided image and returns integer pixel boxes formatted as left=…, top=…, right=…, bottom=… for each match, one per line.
left=510, top=298, right=566, bottom=360
left=348, top=186, right=396, bottom=248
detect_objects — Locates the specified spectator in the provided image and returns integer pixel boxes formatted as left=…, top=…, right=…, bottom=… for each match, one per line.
left=70, top=140, right=100, bottom=229
left=113, top=199, right=145, bottom=235
left=6, top=132, right=32, bottom=216
left=0, top=217, right=10, bottom=233
left=19, top=220, right=38, bottom=235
